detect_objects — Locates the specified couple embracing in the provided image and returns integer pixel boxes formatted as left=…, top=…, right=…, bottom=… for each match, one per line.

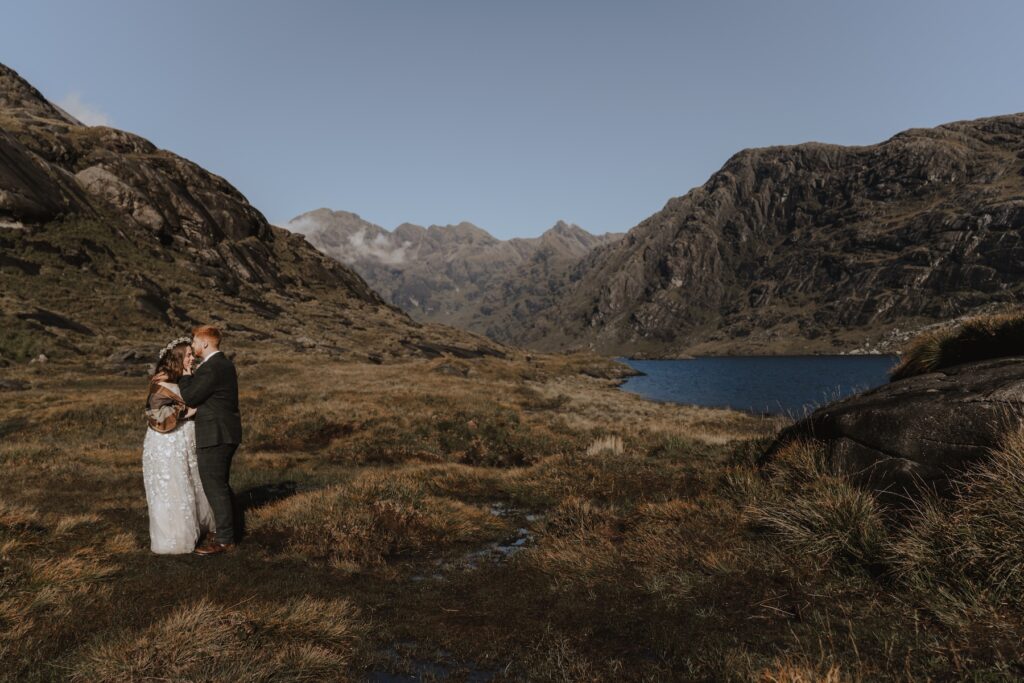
left=142, top=325, right=242, bottom=556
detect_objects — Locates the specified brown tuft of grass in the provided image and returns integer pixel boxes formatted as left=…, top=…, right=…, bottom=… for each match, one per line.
left=0, top=501, right=44, bottom=537
left=249, top=411, right=355, bottom=452
left=54, top=513, right=101, bottom=536
left=758, top=657, right=850, bottom=683
left=891, top=309, right=1024, bottom=380
left=502, top=447, right=689, bottom=508
left=745, top=440, right=889, bottom=568
left=250, top=470, right=510, bottom=571
left=521, top=496, right=623, bottom=594
left=584, top=434, right=624, bottom=456
left=70, top=597, right=364, bottom=682
left=519, top=626, right=611, bottom=682
left=889, top=422, right=1024, bottom=620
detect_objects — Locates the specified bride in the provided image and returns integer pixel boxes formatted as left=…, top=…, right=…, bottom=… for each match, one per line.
left=142, top=337, right=215, bottom=554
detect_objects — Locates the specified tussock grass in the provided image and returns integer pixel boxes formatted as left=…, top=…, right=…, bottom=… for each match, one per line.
left=730, top=427, right=1024, bottom=674
left=747, top=480, right=889, bottom=568
left=745, top=441, right=889, bottom=568
left=891, top=309, right=1024, bottom=379
left=0, top=500, right=44, bottom=536
left=504, top=447, right=690, bottom=507
left=890, top=423, right=1024, bottom=620
left=250, top=470, right=511, bottom=572
left=520, top=496, right=623, bottom=594
left=584, top=434, right=624, bottom=456
left=249, top=412, right=355, bottom=452
left=11, top=348, right=1023, bottom=679
left=758, top=658, right=850, bottom=683
left=70, top=597, right=364, bottom=682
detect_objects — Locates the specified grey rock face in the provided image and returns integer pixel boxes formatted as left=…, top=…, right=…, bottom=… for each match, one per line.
left=763, top=357, right=1024, bottom=497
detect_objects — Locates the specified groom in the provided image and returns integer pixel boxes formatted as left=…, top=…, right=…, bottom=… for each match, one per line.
left=178, top=325, right=243, bottom=555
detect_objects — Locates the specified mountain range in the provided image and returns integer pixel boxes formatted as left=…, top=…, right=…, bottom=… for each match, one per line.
left=0, top=63, right=504, bottom=365
left=294, top=115, right=1024, bottom=356
left=288, top=209, right=622, bottom=338
left=4, top=58, right=1023, bottom=362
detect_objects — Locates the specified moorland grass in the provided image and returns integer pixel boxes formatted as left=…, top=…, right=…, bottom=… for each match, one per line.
left=891, top=309, right=1024, bottom=380
left=69, top=596, right=364, bottom=682
left=1, top=349, right=1023, bottom=679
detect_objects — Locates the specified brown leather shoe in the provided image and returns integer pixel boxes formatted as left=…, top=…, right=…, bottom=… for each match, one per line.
left=193, top=541, right=236, bottom=556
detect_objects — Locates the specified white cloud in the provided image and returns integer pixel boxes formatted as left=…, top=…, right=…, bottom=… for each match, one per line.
left=346, top=228, right=409, bottom=265
left=286, top=215, right=410, bottom=265
left=55, top=92, right=111, bottom=127
left=285, top=215, right=317, bottom=235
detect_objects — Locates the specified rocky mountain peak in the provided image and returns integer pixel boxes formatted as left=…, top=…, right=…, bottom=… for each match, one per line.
left=290, top=208, right=621, bottom=336
left=0, top=64, right=76, bottom=123
left=425, top=221, right=495, bottom=243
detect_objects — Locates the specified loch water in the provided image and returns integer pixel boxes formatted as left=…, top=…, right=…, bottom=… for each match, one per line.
left=617, top=355, right=899, bottom=417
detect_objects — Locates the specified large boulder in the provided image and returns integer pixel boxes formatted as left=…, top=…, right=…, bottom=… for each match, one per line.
left=762, top=356, right=1024, bottom=498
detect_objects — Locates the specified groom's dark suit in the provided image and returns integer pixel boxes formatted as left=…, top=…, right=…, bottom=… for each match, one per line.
left=179, top=351, right=242, bottom=544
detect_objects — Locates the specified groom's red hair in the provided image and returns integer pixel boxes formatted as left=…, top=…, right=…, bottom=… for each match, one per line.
left=192, top=325, right=222, bottom=346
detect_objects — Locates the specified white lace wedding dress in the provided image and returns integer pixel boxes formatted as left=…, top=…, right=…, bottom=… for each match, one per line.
left=142, top=384, right=215, bottom=554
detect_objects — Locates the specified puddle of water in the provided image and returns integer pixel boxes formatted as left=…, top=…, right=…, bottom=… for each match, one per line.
left=459, top=526, right=532, bottom=568
left=410, top=502, right=544, bottom=582
left=457, top=502, right=543, bottom=569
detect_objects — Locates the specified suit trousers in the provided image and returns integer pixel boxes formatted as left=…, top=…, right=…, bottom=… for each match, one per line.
left=197, top=443, right=238, bottom=544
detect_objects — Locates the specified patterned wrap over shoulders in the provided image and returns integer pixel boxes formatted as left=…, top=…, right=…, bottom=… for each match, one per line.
left=146, top=383, right=188, bottom=433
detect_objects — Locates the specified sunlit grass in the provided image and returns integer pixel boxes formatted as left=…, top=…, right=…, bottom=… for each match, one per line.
left=3, top=348, right=1022, bottom=679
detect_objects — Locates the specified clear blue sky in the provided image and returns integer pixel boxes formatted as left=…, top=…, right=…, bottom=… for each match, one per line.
left=7, top=1, right=1024, bottom=238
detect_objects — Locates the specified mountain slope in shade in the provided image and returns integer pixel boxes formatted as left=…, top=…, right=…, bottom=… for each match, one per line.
left=288, top=208, right=622, bottom=338
left=509, top=114, right=1024, bottom=355
left=0, top=63, right=504, bottom=363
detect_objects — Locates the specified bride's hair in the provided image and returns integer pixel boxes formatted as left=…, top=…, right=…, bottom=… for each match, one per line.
left=155, top=342, right=191, bottom=381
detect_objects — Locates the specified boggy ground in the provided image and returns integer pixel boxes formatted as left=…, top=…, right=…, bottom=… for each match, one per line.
left=1, top=349, right=1022, bottom=681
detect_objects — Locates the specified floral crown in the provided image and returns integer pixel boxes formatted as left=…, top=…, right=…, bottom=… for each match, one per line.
left=157, top=336, right=192, bottom=362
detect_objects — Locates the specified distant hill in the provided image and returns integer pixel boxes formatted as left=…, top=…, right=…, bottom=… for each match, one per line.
left=287, top=209, right=622, bottom=338
left=506, top=114, right=1024, bottom=355
left=0, top=63, right=504, bottom=364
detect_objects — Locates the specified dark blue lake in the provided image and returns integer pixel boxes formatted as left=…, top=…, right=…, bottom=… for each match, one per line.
left=617, top=355, right=899, bottom=417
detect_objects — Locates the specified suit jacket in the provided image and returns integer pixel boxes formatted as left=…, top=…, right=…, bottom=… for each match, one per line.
left=179, top=352, right=242, bottom=448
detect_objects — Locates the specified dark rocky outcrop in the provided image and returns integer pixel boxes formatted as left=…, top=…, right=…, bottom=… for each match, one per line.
left=763, top=356, right=1024, bottom=498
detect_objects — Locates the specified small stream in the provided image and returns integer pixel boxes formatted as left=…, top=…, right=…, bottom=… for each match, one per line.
left=411, top=503, right=541, bottom=582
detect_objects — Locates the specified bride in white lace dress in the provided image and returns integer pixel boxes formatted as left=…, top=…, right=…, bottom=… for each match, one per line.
left=142, top=338, right=215, bottom=554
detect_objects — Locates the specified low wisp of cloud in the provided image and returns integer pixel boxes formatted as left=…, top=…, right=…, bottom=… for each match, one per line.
left=56, top=92, right=111, bottom=126
left=287, top=215, right=411, bottom=265
left=345, top=228, right=410, bottom=266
